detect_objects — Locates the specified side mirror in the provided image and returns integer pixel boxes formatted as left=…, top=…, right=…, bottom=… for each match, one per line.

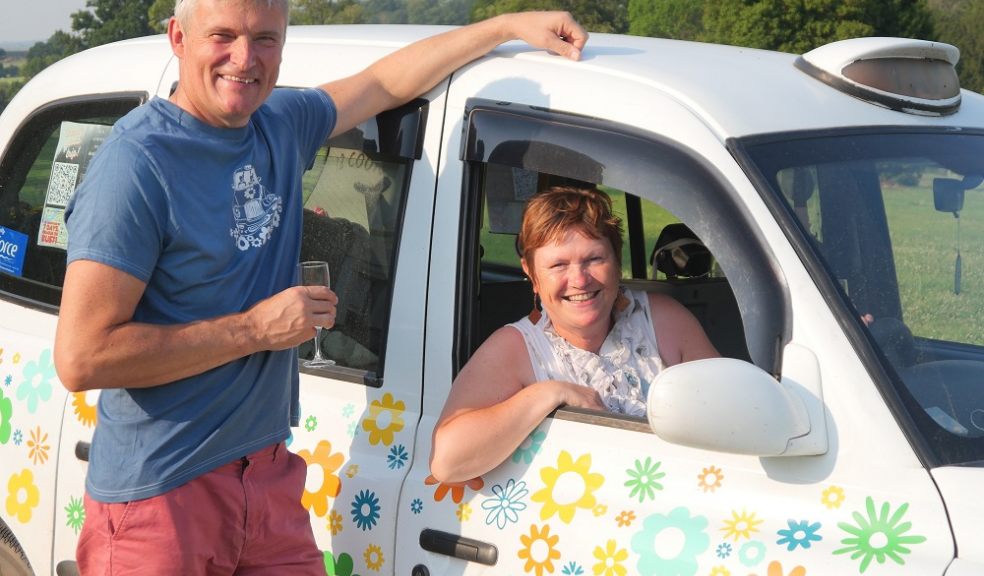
left=934, top=178, right=965, bottom=213
left=646, top=358, right=810, bottom=456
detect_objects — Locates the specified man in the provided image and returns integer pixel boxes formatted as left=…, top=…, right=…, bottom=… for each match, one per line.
left=52, top=0, right=587, bottom=573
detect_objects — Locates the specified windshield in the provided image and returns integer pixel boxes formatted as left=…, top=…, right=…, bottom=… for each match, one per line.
left=739, top=129, right=984, bottom=466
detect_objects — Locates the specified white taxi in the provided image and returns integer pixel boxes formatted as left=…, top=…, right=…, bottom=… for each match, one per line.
left=1, top=26, right=983, bottom=576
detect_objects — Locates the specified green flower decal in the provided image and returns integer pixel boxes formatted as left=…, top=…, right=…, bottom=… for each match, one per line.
left=625, top=457, right=664, bottom=502
left=0, top=388, right=12, bottom=444
left=305, top=415, right=318, bottom=432
left=65, top=495, right=85, bottom=533
left=324, top=550, right=361, bottom=576
left=631, top=506, right=709, bottom=576
left=834, top=496, right=927, bottom=573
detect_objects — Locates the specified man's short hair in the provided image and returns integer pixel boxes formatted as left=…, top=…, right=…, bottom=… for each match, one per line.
left=174, top=0, right=290, bottom=26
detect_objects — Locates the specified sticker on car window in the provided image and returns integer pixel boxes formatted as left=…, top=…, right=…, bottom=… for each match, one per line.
left=38, top=121, right=112, bottom=250
left=0, top=225, right=28, bottom=277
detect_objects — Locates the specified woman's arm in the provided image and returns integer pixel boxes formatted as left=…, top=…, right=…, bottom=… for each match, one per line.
left=430, top=325, right=603, bottom=483
left=648, top=292, right=720, bottom=365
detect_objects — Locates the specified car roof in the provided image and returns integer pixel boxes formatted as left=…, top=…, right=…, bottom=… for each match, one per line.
left=24, top=25, right=984, bottom=141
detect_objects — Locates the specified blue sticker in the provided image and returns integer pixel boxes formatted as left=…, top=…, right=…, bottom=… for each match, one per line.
left=0, top=226, right=28, bottom=277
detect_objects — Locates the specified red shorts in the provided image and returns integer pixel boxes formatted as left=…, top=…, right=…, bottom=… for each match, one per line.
left=77, top=443, right=324, bottom=575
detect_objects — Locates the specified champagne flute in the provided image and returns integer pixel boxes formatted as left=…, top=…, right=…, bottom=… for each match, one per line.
left=298, top=260, right=335, bottom=367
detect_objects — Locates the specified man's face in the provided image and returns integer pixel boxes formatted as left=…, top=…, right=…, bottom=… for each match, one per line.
left=168, top=0, right=286, bottom=128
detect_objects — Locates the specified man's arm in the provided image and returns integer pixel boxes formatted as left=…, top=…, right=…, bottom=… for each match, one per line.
left=54, top=260, right=337, bottom=392
left=321, top=11, right=587, bottom=137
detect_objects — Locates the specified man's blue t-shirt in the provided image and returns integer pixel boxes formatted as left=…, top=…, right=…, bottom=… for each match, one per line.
left=65, top=88, right=336, bottom=502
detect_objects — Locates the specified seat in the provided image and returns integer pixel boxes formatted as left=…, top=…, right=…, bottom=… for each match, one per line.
left=651, top=223, right=712, bottom=279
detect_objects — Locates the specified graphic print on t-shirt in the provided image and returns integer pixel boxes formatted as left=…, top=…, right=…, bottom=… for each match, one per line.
left=229, top=164, right=283, bottom=251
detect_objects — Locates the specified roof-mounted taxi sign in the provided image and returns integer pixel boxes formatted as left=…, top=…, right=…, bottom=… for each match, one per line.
left=795, top=37, right=962, bottom=116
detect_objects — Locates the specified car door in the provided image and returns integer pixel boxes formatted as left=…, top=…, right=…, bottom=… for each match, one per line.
left=395, top=52, right=953, bottom=576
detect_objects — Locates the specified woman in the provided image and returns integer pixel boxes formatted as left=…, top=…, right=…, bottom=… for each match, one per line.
left=430, top=186, right=719, bottom=483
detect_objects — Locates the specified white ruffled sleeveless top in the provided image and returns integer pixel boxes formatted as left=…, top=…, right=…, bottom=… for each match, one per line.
left=509, top=288, right=663, bottom=417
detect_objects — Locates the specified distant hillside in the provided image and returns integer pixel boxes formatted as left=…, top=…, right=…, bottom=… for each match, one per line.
left=0, top=41, right=38, bottom=51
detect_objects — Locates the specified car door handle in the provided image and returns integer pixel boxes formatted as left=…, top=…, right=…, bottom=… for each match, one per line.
left=419, top=528, right=497, bottom=565
left=76, top=441, right=90, bottom=462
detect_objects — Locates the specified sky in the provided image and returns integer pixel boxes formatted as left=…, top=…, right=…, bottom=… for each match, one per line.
left=0, top=0, right=89, bottom=48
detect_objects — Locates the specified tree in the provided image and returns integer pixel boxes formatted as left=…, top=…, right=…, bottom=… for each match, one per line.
left=149, top=0, right=174, bottom=33
left=291, top=0, right=367, bottom=24
left=928, top=0, right=984, bottom=94
left=628, top=0, right=702, bottom=40
left=71, top=0, right=157, bottom=48
left=21, top=31, right=85, bottom=79
left=471, top=0, right=629, bottom=34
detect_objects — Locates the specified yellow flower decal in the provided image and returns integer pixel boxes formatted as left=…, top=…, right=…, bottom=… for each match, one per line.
left=13, top=353, right=20, bottom=364
left=27, top=426, right=50, bottom=466
left=592, top=539, right=627, bottom=576
left=532, top=451, right=604, bottom=523
left=72, top=392, right=97, bottom=428
left=6, top=469, right=40, bottom=523
left=697, top=465, right=724, bottom=493
left=518, top=524, right=560, bottom=576
left=362, top=393, right=405, bottom=446
left=710, top=567, right=731, bottom=576
left=328, top=509, right=343, bottom=536
left=822, top=485, right=845, bottom=509
left=615, top=510, right=635, bottom=527
left=364, top=544, right=384, bottom=571
left=297, top=440, right=344, bottom=517
left=721, top=509, right=763, bottom=542
left=456, top=503, right=472, bottom=522
left=593, top=504, right=608, bottom=517
left=345, top=464, right=359, bottom=478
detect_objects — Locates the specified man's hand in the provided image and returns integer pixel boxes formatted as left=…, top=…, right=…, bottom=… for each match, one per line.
left=503, top=11, right=588, bottom=61
left=247, top=285, right=338, bottom=351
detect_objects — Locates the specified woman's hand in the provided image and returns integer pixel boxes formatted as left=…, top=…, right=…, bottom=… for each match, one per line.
left=542, top=379, right=607, bottom=411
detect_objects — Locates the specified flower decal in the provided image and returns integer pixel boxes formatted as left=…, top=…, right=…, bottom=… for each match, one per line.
left=328, top=509, right=343, bottom=536
left=297, top=440, right=344, bottom=517
left=512, top=429, right=546, bottom=464
left=710, top=567, right=730, bottom=576
left=753, top=561, right=806, bottom=576
left=27, top=426, right=50, bottom=465
left=0, top=388, right=11, bottom=444
left=777, top=519, right=822, bottom=551
left=456, top=503, right=472, bottom=522
left=361, top=392, right=405, bottom=446
left=697, top=465, right=724, bottom=493
left=738, top=540, right=767, bottom=567
left=561, top=561, right=585, bottom=575
left=834, top=496, right=927, bottom=573
left=631, top=507, right=709, bottom=576
left=351, top=489, right=381, bottom=531
left=324, top=551, right=359, bottom=576
left=387, top=444, right=408, bottom=469
left=12, top=429, right=22, bottom=446
left=16, top=349, right=55, bottom=414
left=410, top=498, right=423, bottom=514
left=625, top=457, right=664, bottom=502
left=341, top=403, right=355, bottom=418
left=6, top=469, right=40, bottom=523
left=364, top=544, right=384, bottom=571
left=72, top=392, right=97, bottom=428
left=304, top=415, right=318, bottom=432
left=65, top=495, right=85, bottom=533
left=721, top=509, right=763, bottom=542
left=482, top=478, right=528, bottom=529
left=821, top=485, right=845, bottom=509
left=593, top=539, right=628, bottom=576
left=531, top=451, right=604, bottom=523
left=716, top=542, right=732, bottom=559
left=616, top=510, right=636, bottom=527
left=518, top=524, right=561, bottom=576
left=424, top=475, right=484, bottom=504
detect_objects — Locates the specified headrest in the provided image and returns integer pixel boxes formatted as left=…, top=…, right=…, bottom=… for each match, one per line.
left=652, top=223, right=712, bottom=278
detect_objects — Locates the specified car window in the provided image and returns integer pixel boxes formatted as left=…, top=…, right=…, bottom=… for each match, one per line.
left=742, top=129, right=984, bottom=465
left=0, top=96, right=142, bottom=307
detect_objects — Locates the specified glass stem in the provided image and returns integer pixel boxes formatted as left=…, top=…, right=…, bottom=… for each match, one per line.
left=312, top=327, right=325, bottom=361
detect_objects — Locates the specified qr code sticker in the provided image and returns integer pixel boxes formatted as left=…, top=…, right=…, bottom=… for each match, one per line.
left=46, top=161, right=80, bottom=207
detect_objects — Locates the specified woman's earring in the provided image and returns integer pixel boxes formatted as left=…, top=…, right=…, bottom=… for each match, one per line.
left=529, top=292, right=542, bottom=323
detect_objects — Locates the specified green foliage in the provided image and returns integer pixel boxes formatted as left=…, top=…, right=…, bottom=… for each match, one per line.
left=21, top=31, right=85, bottom=79
left=149, top=0, right=175, bottom=33
left=470, top=0, right=629, bottom=33
left=291, top=0, right=367, bottom=24
left=927, top=0, right=984, bottom=94
left=72, top=0, right=157, bottom=47
left=628, top=0, right=702, bottom=40
left=0, top=79, right=26, bottom=115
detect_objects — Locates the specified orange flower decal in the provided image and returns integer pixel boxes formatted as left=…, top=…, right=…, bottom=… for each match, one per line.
left=297, top=440, right=344, bottom=517
left=72, top=392, right=97, bottom=427
left=424, top=475, right=484, bottom=503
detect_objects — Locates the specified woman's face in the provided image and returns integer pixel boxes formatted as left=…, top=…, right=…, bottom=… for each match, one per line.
left=524, top=229, right=621, bottom=341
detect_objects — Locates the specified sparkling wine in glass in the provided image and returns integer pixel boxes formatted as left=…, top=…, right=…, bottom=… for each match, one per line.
left=298, top=260, right=335, bottom=367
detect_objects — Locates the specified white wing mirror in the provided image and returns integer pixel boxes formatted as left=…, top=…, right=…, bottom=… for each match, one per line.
left=646, top=358, right=811, bottom=456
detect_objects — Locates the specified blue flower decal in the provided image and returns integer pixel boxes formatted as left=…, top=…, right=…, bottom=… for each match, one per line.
left=631, top=507, right=709, bottom=576
left=777, top=519, right=822, bottom=551
left=738, top=540, right=767, bottom=567
left=12, top=429, right=22, bottom=446
left=342, top=403, right=355, bottom=418
left=481, top=478, right=528, bottom=529
left=351, top=489, right=380, bottom=531
left=511, top=429, right=546, bottom=464
left=561, top=560, right=584, bottom=575
left=4, top=375, right=11, bottom=387
left=16, top=349, right=55, bottom=414
left=715, top=542, right=732, bottom=559
left=410, top=498, right=423, bottom=514
left=387, top=444, right=409, bottom=469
